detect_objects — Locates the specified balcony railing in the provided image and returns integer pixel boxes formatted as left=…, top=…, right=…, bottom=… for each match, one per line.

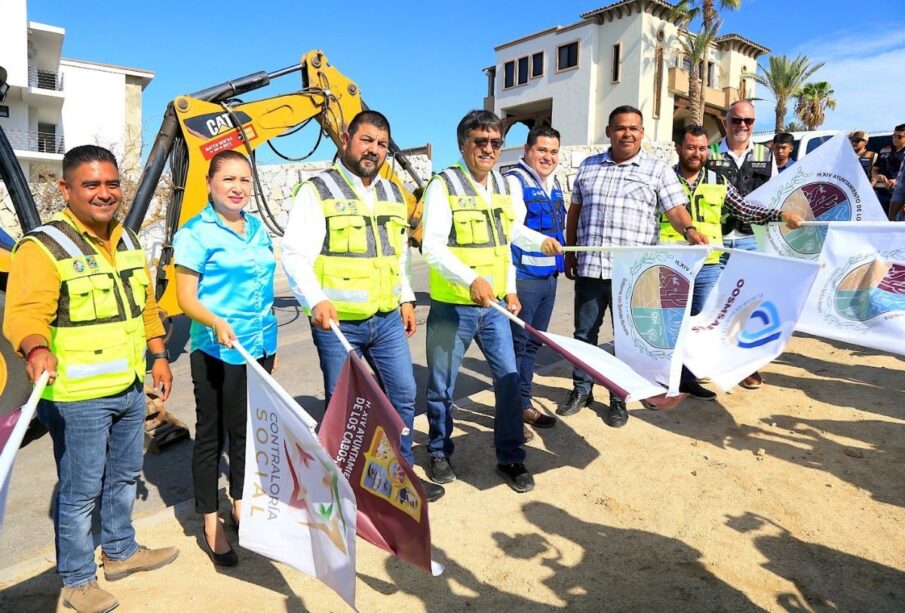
left=5, top=128, right=65, bottom=154
left=27, top=65, right=64, bottom=91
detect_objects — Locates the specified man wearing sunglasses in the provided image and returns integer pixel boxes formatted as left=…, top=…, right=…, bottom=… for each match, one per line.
left=421, top=110, right=559, bottom=493
left=849, top=131, right=877, bottom=179
left=706, top=99, right=775, bottom=390
left=875, top=124, right=905, bottom=218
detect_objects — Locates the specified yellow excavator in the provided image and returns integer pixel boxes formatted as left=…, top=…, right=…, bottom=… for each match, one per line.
left=0, top=51, right=426, bottom=447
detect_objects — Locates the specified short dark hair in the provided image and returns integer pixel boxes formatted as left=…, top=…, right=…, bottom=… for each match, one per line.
left=773, top=132, right=794, bottom=146
left=348, top=110, right=391, bottom=139
left=456, top=110, right=503, bottom=147
left=895, top=123, right=905, bottom=133
left=678, top=125, right=707, bottom=142
left=526, top=126, right=561, bottom=147
left=608, top=105, right=643, bottom=125
left=208, top=149, right=250, bottom=177
left=62, top=145, right=118, bottom=180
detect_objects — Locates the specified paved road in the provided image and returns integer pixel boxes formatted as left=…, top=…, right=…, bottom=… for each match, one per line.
left=0, top=252, right=612, bottom=570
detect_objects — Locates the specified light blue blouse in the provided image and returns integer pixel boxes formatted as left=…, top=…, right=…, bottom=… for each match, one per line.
left=173, top=204, right=278, bottom=365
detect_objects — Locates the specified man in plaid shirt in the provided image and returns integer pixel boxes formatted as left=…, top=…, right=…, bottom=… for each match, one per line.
left=560, top=105, right=706, bottom=427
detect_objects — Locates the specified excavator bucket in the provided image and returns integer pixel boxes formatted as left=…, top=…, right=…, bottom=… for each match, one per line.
left=143, top=388, right=190, bottom=454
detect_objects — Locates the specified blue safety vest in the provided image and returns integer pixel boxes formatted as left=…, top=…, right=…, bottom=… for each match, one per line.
left=505, top=163, right=566, bottom=279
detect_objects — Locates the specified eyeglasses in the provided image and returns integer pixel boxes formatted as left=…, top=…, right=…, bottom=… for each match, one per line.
left=471, top=137, right=504, bottom=150
left=729, top=117, right=755, bottom=126
left=849, top=137, right=866, bottom=143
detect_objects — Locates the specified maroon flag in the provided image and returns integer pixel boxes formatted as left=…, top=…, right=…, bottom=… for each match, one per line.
left=318, top=351, right=434, bottom=573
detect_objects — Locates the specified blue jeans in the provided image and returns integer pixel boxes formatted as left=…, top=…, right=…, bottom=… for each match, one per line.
left=310, top=309, right=416, bottom=465
left=720, top=234, right=757, bottom=265
left=37, top=380, right=145, bottom=587
left=425, top=300, right=525, bottom=464
left=511, top=276, right=558, bottom=409
left=571, top=277, right=618, bottom=401
left=681, top=263, right=723, bottom=382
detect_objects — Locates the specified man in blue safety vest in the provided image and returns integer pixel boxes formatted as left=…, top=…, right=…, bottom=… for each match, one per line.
left=503, top=126, right=564, bottom=440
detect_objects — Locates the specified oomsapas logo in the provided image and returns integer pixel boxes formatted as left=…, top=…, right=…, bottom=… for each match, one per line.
left=727, top=300, right=782, bottom=349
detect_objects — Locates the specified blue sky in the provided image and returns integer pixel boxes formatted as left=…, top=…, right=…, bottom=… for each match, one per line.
left=26, top=0, right=905, bottom=169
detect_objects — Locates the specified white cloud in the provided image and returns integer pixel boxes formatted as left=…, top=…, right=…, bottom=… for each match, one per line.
left=753, top=23, right=905, bottom=133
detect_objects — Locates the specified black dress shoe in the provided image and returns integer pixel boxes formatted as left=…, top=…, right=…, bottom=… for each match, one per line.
left=604, top=397, right=629, bottom=428
left=203, top=531, right=238, bottom=567
left=419, top=478, right=445, bottom=502
left=495, top=463, right=535, bottom=493
left=679, top=379, right=717, bottom=400
left=428, top=456, right=456, bottom=484
left=557, top=390, right=594, bottom=416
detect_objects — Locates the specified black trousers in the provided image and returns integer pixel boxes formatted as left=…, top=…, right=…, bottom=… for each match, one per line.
left=190, top=349, right=275, bottom=514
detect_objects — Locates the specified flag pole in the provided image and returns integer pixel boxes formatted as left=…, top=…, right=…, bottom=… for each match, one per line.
left=328, top=320, right=356, bottom=354
left=0, top=371, right=50, bottom=492
left=487, top=300, right=526, bottom=327
left=561, top=245, right=712, bottom=253
left=233, top=340, right=318, bottom=432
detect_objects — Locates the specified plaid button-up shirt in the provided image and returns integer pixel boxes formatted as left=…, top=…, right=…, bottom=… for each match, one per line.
left=573, top=149, right=687, bottom=279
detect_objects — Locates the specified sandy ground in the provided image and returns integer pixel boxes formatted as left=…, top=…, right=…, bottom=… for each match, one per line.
left=1, top=333, right=904, bottom=612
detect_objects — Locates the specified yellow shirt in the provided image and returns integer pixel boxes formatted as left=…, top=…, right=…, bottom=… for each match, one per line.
left=2, top=208, right=166, bottom=355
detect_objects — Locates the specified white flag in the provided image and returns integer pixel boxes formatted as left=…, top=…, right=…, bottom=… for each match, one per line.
left=612, top=247, right=708, bottom=394
left=750, top=134, right=887, bottom=259
left=797, top=223, right=905, bottom=355
left=239, top=347, right=357, bottom=608
left=683, top=250, right=819, bottom=391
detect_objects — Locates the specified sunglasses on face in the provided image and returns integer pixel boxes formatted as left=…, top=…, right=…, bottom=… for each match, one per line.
left=471, top=137, right=504, bottom=150
left=729, top=117, right=755, bottom=126
left=850, top=138, right=866, bottom=143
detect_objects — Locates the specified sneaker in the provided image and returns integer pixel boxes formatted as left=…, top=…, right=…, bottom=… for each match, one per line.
left=495, top=463, right=535, bottom=493
left=557, top=390, right=594, bottom=416
left=604, top=397, right=629, bottom=428
left=61, top=581, right=118, bottom=613
left=679, top=379, right=717, bottom=400
left=428, top=455, right=456, bottom=484
left=102, top=545, right=179, bottom=581
left=740, top=372, right=764, bottom=389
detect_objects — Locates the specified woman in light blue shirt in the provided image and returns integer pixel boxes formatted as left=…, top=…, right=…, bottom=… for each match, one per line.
left=174, top=150, right=277, bottom=567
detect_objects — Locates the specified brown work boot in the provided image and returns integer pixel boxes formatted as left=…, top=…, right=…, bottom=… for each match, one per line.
left=102, top=545, right=179, bottom=581
left=61, top=580, right=118, bottom=612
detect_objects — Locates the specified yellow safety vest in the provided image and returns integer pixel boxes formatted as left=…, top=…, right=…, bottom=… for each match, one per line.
left=428, top=164, right=515, bottom=304
left=308, top=165, right=409, bottom=320
left=660, top=170, right=726, bottom=265
left=12, top=213, right=149, bottom=402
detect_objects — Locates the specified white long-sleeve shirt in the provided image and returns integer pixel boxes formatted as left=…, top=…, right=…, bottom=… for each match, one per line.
left=421, top=160, right=549, bottom=295
left=281, top=162, right=415, bottom=312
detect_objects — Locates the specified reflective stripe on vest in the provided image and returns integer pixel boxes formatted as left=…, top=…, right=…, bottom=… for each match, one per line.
left=429, top=164, right=514, bottom=304
left=12, top=213, right=148, bottom=402
left=504, top=166, right=566, bottom=278
left=309, top=166, right=408, bottom=320
left=660, top=170, right=726, bottom=264
left=707, top=143, right=772, bottom=235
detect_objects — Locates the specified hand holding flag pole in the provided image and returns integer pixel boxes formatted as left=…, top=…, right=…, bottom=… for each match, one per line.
left=0, top=370, right=50, bottom=534
left=232, top=340, right=318, bottom=432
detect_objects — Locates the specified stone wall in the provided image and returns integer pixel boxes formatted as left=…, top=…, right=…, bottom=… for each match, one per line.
left=1, top=152, right=433, bottom=263
left=552, top=140, right=679, bottom=201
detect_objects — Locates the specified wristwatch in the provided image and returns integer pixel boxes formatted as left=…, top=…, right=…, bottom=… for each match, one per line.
left=682, top=225, right=698, bottom=239
left=148, top=350, right=170, bottom=363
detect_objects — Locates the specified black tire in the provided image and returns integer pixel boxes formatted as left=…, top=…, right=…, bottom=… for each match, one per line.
left=0, top=291, right=31, bottom=417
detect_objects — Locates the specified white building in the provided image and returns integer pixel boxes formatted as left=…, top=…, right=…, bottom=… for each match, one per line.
left=0, top=0, right=153, bottom=178
left=483, top=0, right=769, bottom=164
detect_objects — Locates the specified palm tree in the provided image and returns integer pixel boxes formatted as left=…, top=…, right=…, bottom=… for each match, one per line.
left=784, top=121, right=806, bottom=132
left=755, top=54, right=825, bottom=133
left=671, top=0, right=742, bottom=29
left=678, top=23, right=721, bottom=126
left=794, top=81, right=836, bottom=130
left=670, top=1, right=742, bottom=125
